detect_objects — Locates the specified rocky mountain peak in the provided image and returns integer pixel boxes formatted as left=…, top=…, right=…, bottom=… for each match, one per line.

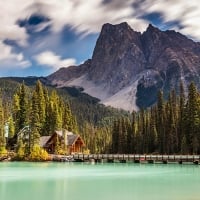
left=102, top=22, right=131, bottom=32
left=95, top=22, right=141, bottom=48
left=89, top=22, right=144, bottom=92
left=146, top=23, right=161, bottom=33
left=47, top=22, right=200, bottom=111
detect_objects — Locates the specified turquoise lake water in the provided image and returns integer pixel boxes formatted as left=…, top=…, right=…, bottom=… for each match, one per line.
left=0, top=162, right=200, bottom=200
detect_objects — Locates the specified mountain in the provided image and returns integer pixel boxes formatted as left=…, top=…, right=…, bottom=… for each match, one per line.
left=47, top=22, right=200, bottom=111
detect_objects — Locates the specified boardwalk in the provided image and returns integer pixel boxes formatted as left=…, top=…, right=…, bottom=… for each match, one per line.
left=54, top=154, right=200, bottom=164
left=1, top=153, right=199, bottom=164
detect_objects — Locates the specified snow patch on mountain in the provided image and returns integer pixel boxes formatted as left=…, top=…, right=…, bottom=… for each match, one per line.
left=62, top=75, right=110, bottom=100
left=101, top=80, right=139, bottom=111
left=59, top=74, right=138, bottom=111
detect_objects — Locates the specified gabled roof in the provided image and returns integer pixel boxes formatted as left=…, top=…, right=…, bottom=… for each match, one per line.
left=40, top=136, right=51, bottom=147
left=55, top=130, right=80, bottom=145
left=67, top=134, right=79, bottom=145
left=40, top=130, right=85, bottom=147
left=54, top=130, right=79, bottom=145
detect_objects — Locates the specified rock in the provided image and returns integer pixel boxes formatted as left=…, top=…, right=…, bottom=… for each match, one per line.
left=47, top=22, right=200, bottom=111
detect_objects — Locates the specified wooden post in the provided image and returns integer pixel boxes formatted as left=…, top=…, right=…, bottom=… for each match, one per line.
left=193, top=160, right=199, bottom=165
left=163, top=160, right=168, bottom=164
left=178, top=160, right=182, bottom=164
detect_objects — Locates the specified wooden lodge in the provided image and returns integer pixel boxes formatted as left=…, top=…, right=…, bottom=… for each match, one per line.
left=40, top=130, right=85, bottom=154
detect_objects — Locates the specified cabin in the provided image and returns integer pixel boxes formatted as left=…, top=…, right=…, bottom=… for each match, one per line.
left=40, top=130, right=85, bottom=154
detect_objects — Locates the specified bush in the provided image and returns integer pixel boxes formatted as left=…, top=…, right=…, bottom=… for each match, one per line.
left=28, top=145, right=50, bottom=161
left=83, top=149, right=90, bottom=154
left=16, top=145, right=25, bottom=160
left=0, top=146, right=7, bottom=156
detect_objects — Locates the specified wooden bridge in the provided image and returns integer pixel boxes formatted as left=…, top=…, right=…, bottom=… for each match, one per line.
left=53, top=154, right=200, bottom=165
left=1, top=153, right=200, bottom=164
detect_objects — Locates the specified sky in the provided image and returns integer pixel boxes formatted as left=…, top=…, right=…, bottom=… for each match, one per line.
left=0, top=0, right=200, bottom=77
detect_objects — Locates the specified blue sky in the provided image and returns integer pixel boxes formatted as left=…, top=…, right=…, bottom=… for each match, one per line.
left=0, top=0, right=200, bottom=77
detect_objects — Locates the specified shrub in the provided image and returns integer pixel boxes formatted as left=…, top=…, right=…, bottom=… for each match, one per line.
left=0, top=146, right=7, bottom=156
left=28, top=145, right=49, bottom=161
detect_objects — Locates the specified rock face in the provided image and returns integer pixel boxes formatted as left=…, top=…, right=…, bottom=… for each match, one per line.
left=47, top=22, right=200, bottom=111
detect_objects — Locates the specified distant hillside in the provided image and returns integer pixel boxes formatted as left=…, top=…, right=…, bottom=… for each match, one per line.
left=0, top=77, right=129, bottom=128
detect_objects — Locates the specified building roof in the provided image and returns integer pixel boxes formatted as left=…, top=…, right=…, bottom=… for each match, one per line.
left=67, top=134, right=79, bottom=145
left=40, top=130, right=85, bottom=148
left=55, top=130, right=80, bottom=146
left=40, top=136, right=51, bottom=147
left=55, top=130, right=73, bottom=137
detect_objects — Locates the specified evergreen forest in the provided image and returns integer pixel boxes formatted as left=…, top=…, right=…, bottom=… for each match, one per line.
left=111, top=82, right=200, bottom=155
left=0, top=78, right=126, bottom=157
left=0, top=78, right=200, bottom=156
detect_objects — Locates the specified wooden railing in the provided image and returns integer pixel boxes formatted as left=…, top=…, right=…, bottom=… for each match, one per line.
left=1, top=153, right=200, bottom=164
left=61, top=154, right=200, bottom=164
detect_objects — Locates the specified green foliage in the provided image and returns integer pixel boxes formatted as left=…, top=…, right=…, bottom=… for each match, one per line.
left=111, top=82, right=200, bottom=155
left=0, top=99, right=5, bottom=150
left=0, top=77, right=128, bottom=154
left=8, top=117, right=15, bottom=138
left=16, top=138, right=25, bottom=160
left=0, top=146, right=7, bottom=156
left=28, top=145, right=49, bottom=161
left=81, top=122, right=111, bottom=153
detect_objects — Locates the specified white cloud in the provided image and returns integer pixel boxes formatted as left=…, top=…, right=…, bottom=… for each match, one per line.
left=24, top=0, right=149, bottom=34
left=1, top=0, right=200, bottom=44
left=0, top=40, right=31, bottom=69
left=1, top=0, right=200, bottom=75
left=140, top=0, right=200, bottom=39
left=21, top=0, right=200, bottom=40
left=34, top=51, right=76, bottom=70
left=1, top=0, right=200, bottom=42
left=0, top=0, right=33, bottom=46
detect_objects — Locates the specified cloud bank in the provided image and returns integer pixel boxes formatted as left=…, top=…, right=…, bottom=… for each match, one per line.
left=0, top=0, right=200, bottom=76
left=0, top=40, right=30, bottom=69
left=34, top=51, right=76, bottom=70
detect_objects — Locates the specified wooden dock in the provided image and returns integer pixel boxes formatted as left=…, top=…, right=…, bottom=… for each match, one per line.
left=55, top=154, right=200, bottom=165
left=1, top=153, right=199, bottom=164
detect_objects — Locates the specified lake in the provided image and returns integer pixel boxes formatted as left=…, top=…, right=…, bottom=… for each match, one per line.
left=0, top=162, right=200, bottom=200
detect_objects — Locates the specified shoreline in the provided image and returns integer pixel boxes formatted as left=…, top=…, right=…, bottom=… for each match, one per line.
left=1, top=154, right=200, bottom=165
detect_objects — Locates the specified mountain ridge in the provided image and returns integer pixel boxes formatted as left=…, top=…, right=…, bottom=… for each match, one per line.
left=47, top=22, right=200, bottom=111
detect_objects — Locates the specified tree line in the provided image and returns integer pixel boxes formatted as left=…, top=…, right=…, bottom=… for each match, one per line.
left=2, top=79, right=200, bottom=156
left=111, top=82, right=200, bottom=155
left=0, top=80, right=77, bottom=157
left=0, top=79, right=127, bottom=156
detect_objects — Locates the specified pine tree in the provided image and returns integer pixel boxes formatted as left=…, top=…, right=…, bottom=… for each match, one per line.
left=62, top=102, right=73, bottom=131
left=111, top=120, right=119, bottom=153
left=126, top=117, right=132, bottom=153
left=30, top=91, right=41, bottom=149
left=185, top=82, right=200, bottom=154
left=16, top=137, right=25, bottom=159
left=149, top=107, right=158, bottom=153
left=34, top=80, right=46, bottom=133
left=178, top=81, right=185, bottom=151
left=0, top=98, right=6, bottom=152
left=156, top=90, right=165, bottom=154
left=117, top=118, right=124, bottom=153
left=45, top=90, right=62, bottom=133
left=8, top=116, right=15, bottom=138
left=131, top=111, right=137, bottom=153
left=181, top=135, right=188, bottom=154
left=14, top=82, right=28, bottom=133
left=166, top=90, right=178, bottom=154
